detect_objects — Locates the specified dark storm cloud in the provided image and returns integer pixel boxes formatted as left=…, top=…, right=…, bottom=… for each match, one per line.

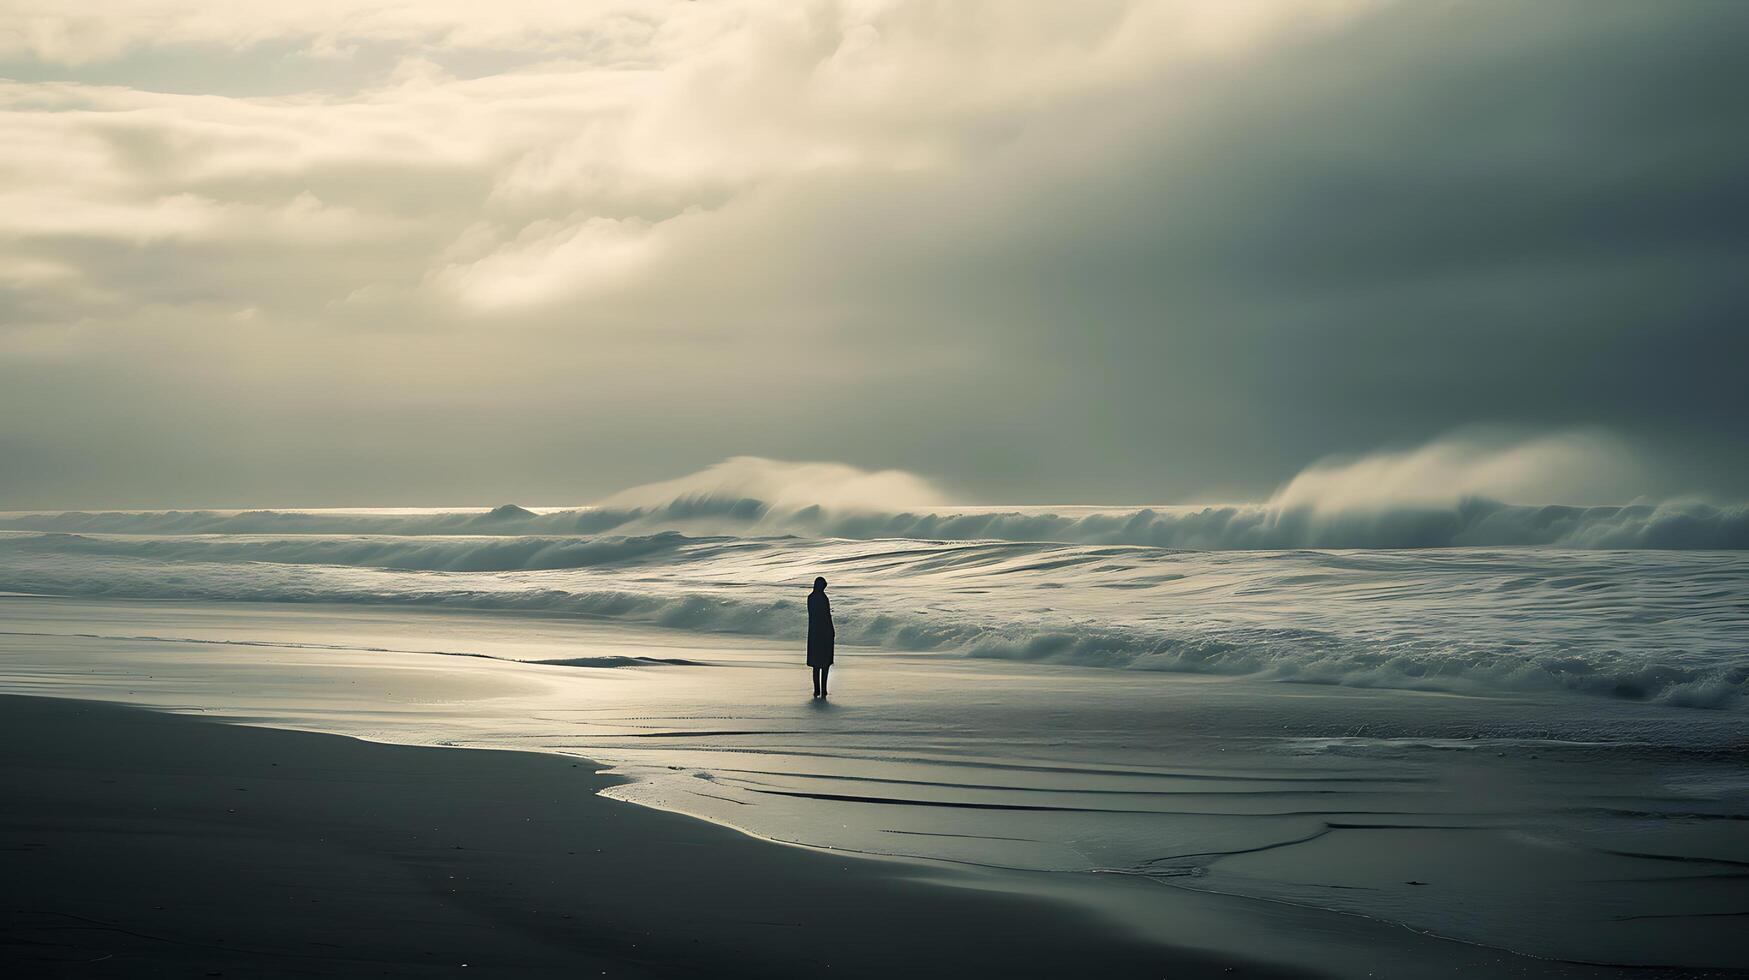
left=0, top=1, right=1743, bottom=507
left=871, top=0, right=1749, bottom=500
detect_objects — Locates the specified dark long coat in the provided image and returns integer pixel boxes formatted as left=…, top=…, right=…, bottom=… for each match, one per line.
left=806, top=590, right=835, bottom=667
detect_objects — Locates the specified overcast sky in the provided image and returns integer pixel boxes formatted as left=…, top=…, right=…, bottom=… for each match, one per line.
left=1, top=0, right=1744, bottom=508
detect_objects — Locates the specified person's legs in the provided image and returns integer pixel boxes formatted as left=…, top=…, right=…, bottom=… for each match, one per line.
left=819, top=665, right=830, bottom=697
left=811, top=667, right=821, bottom=698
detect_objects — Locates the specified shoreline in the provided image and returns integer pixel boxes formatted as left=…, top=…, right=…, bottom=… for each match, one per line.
left=1, top=694, right=1311, bottom=978
left=2, top=596, right=1741, bottom=977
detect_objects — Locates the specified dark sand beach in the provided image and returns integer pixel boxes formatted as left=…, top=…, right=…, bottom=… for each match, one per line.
left=0, top=695, right=1311, bottom=978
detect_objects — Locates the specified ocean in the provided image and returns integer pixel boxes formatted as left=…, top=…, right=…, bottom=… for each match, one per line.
left=1, top=497, right=1744, bottom=973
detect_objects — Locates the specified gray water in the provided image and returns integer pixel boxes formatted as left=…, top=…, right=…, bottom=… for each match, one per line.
left=1, top=506, right=1745, bottom=973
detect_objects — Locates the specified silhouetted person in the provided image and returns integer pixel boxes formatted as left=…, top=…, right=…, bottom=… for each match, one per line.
left=807, top=576, right=834, bottom=698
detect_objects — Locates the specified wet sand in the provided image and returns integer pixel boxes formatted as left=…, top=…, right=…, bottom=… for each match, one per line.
left=0, top=695, right=1312, bottom=978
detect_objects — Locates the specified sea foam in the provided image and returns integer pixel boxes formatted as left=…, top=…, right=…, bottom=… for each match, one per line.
left=1, top=528, right=1743, bottom=709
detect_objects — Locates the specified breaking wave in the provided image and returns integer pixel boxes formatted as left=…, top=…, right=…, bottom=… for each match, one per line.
left=2, top=497, right=1744, bottom=550
left=6, top=433, right=1744, bottom=550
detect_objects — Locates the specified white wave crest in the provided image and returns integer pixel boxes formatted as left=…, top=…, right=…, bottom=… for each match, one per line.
left=603, top=456, right=945, bottom=514
left=1268, top=430, right=1652, bottom=512
left=7, top=433, right=1737, bottom=549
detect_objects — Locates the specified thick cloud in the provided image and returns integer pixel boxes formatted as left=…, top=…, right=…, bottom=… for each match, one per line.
left=0, top=0, right=1743, bottom=507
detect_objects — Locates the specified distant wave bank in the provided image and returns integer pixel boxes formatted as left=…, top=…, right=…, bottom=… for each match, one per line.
left=2, top=496, right=1743, bottom=550
left=8, top=435, right=1743, bottom=549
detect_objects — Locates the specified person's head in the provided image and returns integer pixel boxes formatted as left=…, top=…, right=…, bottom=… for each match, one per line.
left=813, top=576, right=827, bottom=592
